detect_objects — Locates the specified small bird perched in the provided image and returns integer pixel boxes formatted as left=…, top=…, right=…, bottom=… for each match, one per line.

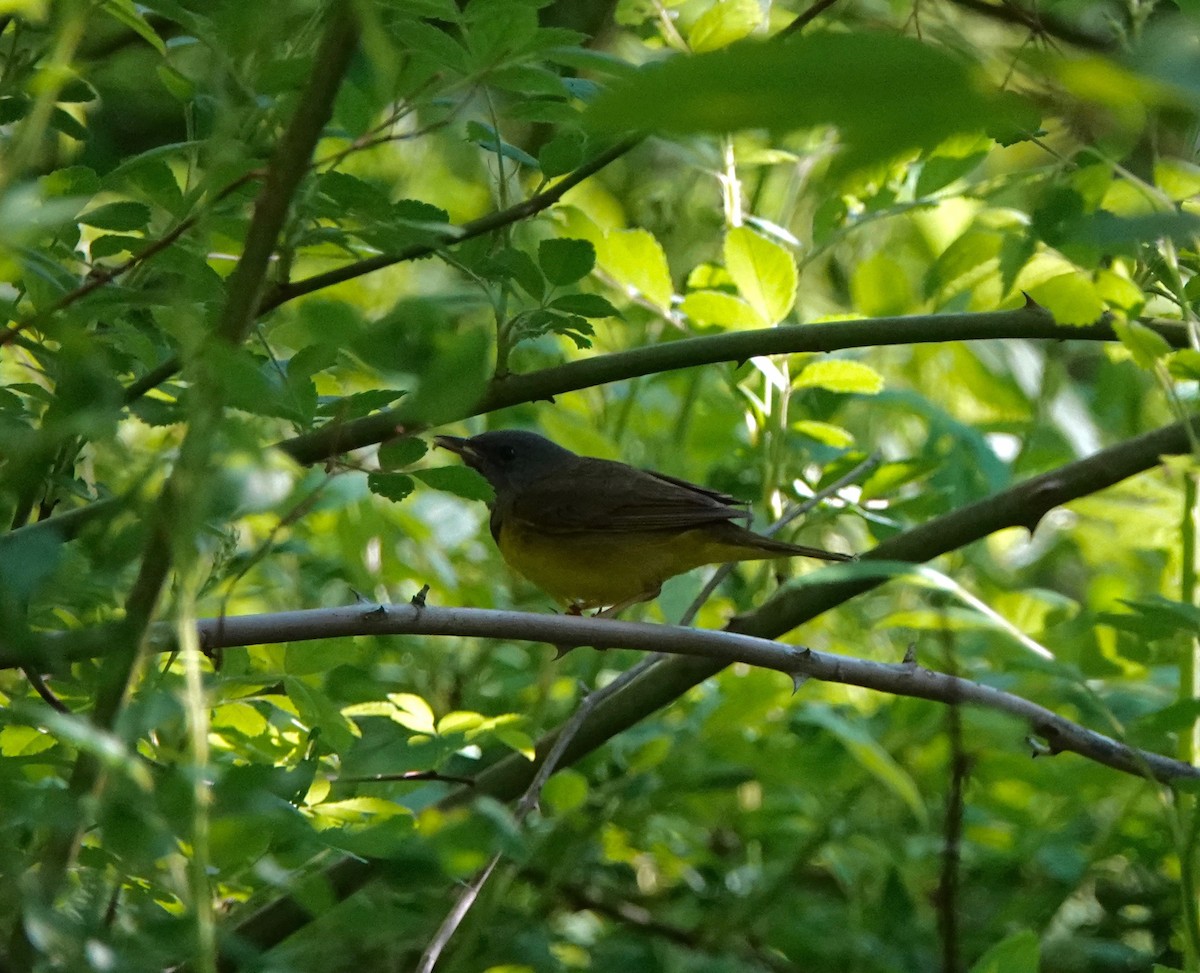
left=435, top=430, right=852, bottom=613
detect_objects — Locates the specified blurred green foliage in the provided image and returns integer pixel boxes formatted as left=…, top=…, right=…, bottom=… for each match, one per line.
left=1, top=0, right=1200, bottom=971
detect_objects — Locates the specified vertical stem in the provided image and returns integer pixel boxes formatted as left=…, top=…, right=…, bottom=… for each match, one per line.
left=937, top=625, right=964, bottom=973
left=1178, top=472, right=1200, bottom=972
left=180, top=580, right=216, bottom=973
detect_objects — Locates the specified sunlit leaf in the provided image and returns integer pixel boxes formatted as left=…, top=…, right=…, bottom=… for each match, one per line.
left=687, top=0, right=762, bottom=52
left=795, top=359, right=884, bottom=394
left=723, top=226, right=796, bottom=325
left=600, top=227, right=673, bottom=310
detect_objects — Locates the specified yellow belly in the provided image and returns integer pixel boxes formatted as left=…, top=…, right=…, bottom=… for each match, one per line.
left=496, top=521, right=752, bottom=609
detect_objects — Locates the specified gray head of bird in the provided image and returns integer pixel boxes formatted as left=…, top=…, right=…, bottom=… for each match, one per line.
left=433, top=430, right=577, bottom=493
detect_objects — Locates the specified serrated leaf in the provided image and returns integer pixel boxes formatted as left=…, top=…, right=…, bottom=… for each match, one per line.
left=367, top=472, right=415, bottom=502
left=538, top=130, right=586, bottom=176
left=1113, top=318, right=1172, bottom=368
left=688, top=0, right=762, bottom=52
left=412, top=465, right=494, bottom=501
left=316, top=389, right=405, bottom=419
left=795, top=359, right=884, bottom=394
left=378, top=436, right=428, bottom=470
left=489, top=247, right=545, bottom=300
left=1094, top=268, right=1144, bottom=312
left=79, top=201, right=151, bottom=231
left=90, top=235, right=142, bottom=259
left=600, top=227, right=673, bottom=310
left=1026, top=271, right=1104, bottom=326
left=680, top=290, right=759, bottom=328
left=539, top=238, right=595, bottom=286
left=547, top=292, right=619, bottom=318
left=724, top=226, right=796, bottom=325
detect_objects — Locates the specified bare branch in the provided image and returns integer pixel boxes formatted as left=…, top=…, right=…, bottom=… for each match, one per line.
left=277, top=309, right=1188, bottom=465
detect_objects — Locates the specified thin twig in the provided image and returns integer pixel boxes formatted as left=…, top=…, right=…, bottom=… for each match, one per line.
left=416, top=664, right=645, bottom=973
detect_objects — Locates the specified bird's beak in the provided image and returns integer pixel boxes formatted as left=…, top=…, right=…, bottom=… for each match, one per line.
left=434, top=435, right=478, bottom=466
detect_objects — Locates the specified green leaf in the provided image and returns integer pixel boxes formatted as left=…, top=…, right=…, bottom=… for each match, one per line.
left=795, top=359, right=884, bottom=394
left=367, top=473, right=415, bottom=502
left=378, top=436, right=428, bottom=470
left=542, top=769, right=589, bottom=814
left=538, top=129, right=586, bottom=177
left=1135, top=698, right=1200, bottom=735
left=851, top=252, right=916, bottom=317
left=405, top=326, right=491, bottom=425
left=724, top=227, right=796, bottom=325
left=600, top=227, right=673, bottom=311
left=680, top=290, right=759, bottom=328
left=586, top=34, right=1016, bottom=171
left=284, top=678, right=360, bottom=754
left=411, top=465, right=494, bottom=502
left=518, top=308, right=595, bottom=348
left=797, top=708, right=928, bottom=824
left=156, top=64, right=195, bottom=102
left=539, top=238, right=595, bottom=286
left=57, top=78, right=96, bottom=103
left=967, top=930, right=1039, bottom=973
left=1113, top=319, right=1172, bottom=368
left=316, top=389, right=405, bottom=420
left=792, top=419, right=854, bottom=447
left=1027, top=272, right=1104, bottom=326
left=79, top=201, right=151, bottom=231
left=388, top=692, right=437, bottom=735
left=100, top=0, right=167, bottom=55
left=687, top=0, right=762, bottom=52
left=488, top=247, right=545, bottom=301
left=1168, top=349, right=1200, bottom=381
left=546, top=292, right=619, bottom=318
left=925, top=229, right=1004, bottom=302
left=50, top=107, right=89, bottom=141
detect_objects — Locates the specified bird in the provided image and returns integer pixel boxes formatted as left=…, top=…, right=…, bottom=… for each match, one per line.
left=434, top=430, right=852, bottom=613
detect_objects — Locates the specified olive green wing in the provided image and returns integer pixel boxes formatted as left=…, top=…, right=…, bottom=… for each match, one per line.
left=507, top=457, right=751, bottom=534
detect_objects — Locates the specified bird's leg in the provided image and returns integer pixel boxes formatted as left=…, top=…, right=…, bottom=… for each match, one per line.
left=594, top=586, right=662, bottom=619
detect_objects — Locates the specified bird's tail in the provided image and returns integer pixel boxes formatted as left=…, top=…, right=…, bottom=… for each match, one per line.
left=755, top=536, right=855, bottom=562
left=713, top=522, right=854, bottom=562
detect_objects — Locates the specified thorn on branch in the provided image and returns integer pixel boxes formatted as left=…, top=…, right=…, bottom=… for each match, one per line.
left=410, top=584, right=430, bottom=608
left=903, top=641, right=918, bottom=665
left=1026, top=733, right=1060, bottom=758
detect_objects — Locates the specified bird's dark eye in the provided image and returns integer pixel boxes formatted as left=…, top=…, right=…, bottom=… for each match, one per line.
left=499, top=446, right=517, bottom=463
